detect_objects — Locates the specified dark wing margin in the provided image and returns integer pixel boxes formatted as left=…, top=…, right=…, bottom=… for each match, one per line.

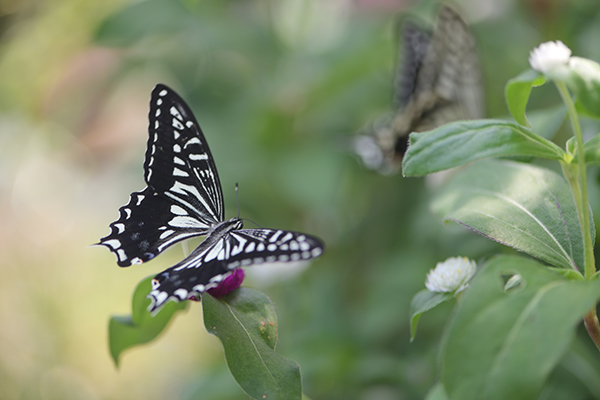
left=147, top=229, right=324, bottom=312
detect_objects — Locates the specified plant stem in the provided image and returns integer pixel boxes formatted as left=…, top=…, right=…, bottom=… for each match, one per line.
left=584, top=308, right=600, bottom=352
left=556, top=81, right=595, bottom=278
left=556, top=80, right=600, bottom=351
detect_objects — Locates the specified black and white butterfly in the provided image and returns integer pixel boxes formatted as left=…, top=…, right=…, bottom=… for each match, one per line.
left=355, top=5, right=485, bottom=174
left=98, top=84, right=324, bottom=312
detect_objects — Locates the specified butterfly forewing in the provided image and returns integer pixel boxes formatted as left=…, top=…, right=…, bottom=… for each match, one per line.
left=147, top=85, right=224, bottom=224
left=394, top=23, right=431, bottom=109
left=148, top=228, right=324, bottom=310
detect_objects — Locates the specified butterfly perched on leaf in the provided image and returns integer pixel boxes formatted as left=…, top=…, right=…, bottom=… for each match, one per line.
left=98, top=84, right=324, bottom=312
left=355, top=4, right=485, bottom=174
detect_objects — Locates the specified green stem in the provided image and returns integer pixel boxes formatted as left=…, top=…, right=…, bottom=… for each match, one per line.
left=556, top=81, right=595, bottom=278
left=556, top=80, right=600, bottom=351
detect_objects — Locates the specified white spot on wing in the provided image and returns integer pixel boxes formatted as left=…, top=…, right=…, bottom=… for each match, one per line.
left=174, top=288, right=188, bottom=299
left=170, top=205, right=187, bottom=215
left=136, top=195, right=144, bottom=206
left=173, top=119, right=184, bottom=130
left=280, top=232, right=293, bottom=243
left=173, top=168, right=188, bottom=177
left=244, top=241, right=256, bottom=253
left=103, top=239, right=121, bottom=249
left=173, top=144, right=181, bottom=153
left=159, top=89, right=167, bottom=96
left=159, top=230, right=175, bottom=239
left=114, top=223, right=125, bottom=234
left=174, top=156, right=185, bottom=165
left=204, top=240, right=224, bottom=262
left=169, top=216, right=206, bottom=229
left=193, top=284, right=205, bottom=292
left=117, top=249, right=127, bottom=261
left=170, top=106, right=183, bottom=120
left=185, top=137, right=201, bottom=147
left=269, top=230, right=283, bottom=243
left=154, top=291, right=168, bottom=305
left=189, top=153, right=208, bottom=161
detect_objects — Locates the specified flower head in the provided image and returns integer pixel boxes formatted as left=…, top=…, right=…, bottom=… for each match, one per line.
left=206, top=268, right=246, bottom=298
left=529, top=40, right=572, bottom=75
left=425, top=256, right=476, bottom=293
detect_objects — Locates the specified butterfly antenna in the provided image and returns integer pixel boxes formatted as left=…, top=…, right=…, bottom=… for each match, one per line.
left=235, top=183, right=240, bottom=219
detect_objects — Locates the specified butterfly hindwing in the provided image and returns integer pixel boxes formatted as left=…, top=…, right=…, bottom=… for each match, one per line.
left=148, top=228, right=324, bottom=310
left=99, top=187, right=212, bottom=266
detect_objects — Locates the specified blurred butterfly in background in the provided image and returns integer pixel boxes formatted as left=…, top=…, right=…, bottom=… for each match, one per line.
left=354, top=4, right=485, bottom=174
left=98, top=84, right=324, bottom=313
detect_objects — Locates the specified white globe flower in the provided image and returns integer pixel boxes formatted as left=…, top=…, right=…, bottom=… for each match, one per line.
left=425, top=256, right=477, bottom=293
left=529, top=40, right=572, bottom=76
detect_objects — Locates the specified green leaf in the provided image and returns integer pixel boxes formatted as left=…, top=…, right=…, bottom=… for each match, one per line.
left=582, top=133, right=600, bottom=164
left=431, top=159, right=591, bottom=270
left=409, top=289, right=453, bottom=341
left=108, top=276, right=188, bottom=367
left=441, top=255, right=600, bottom=400
left=425, top=383, right=449, bottom=400
left=567, top=57, right=600, bottom=120
left=527, top=104, right=566, bottom=140
left=202, top=288, right=302, bottom=400
left=402, top=120, right=565, bottom=177
left=505, top=69, right=547, bottom=127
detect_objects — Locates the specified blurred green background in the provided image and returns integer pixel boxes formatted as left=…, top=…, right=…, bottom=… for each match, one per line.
left=2, top=0, right=600, bottom=399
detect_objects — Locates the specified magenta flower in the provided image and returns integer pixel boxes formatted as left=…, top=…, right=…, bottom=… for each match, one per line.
left=206, top=268, right=246, bottom=298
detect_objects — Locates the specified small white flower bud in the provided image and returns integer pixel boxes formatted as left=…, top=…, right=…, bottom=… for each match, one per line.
left=425, top=256, right=477, bottom=293
left=529, top=41, right=572, bottom=76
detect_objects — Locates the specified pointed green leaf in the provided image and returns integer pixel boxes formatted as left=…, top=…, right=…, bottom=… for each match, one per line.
left=203, top=288, right=302, bottom=400
left=402, top=120, right=565, bottom=177
left=441, top=255, right=600, bottom=400
left=431, top=160, right=592, bottom=270
left=409, top=289, right=453, bottom=341
left=108, top=276, right=188, bottom=367
left=505, top=69, right=546, bottom=127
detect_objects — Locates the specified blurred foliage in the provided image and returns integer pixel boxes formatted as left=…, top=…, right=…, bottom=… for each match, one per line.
left=2, top=0, right=600, bottom=399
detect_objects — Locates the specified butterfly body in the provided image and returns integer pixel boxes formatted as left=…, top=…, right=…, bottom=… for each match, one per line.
left=99, top=84, right=324, bottom=312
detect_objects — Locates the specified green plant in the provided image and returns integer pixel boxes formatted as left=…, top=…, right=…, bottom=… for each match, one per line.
left=405, top=41, right=600, bottom=400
